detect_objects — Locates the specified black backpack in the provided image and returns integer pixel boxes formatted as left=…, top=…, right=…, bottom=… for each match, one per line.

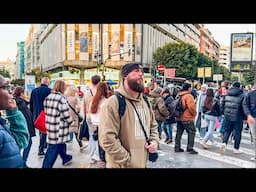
left=168, top=93, right=188, bottom=118
left=115, top=92, right=151, bottom=119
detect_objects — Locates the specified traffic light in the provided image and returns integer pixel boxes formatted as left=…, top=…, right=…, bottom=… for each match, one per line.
left=155, top=70, right=159, bottom=77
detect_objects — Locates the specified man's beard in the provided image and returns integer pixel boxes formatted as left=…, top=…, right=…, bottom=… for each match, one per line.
left=127, top=78, right=144, bottom=93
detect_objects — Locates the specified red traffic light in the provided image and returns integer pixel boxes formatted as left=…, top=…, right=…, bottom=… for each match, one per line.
left=157, top=65, right=165, bottom=73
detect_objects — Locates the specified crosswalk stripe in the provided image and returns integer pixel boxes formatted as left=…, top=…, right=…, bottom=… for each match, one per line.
left=159, top=140, right=256, bottom=168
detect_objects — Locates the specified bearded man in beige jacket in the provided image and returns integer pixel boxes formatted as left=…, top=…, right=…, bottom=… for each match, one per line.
left=99, top=63, right=159, bottom=168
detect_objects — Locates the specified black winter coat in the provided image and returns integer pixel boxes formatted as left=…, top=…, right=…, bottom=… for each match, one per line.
left=221, top=87, right=245, bottom=122
left=15, top=97, right=36, bottom=137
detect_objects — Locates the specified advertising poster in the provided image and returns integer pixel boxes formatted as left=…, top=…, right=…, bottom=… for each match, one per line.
left=135, top=24, right=142, bottom=62
left=67, top=24, right=75, bottom=60
left=25, top=75, right=36, bottom=98
left=102, top=24, right=109, bottom=62
left=124, top=24, right=133, bottom=61
left=92, top=24, right=99, bottom=62
left=231, top=33, right=253, bottom=61
left=111, top=24, right=120, bottom=61
left=79, top=24, right=88, bottom=60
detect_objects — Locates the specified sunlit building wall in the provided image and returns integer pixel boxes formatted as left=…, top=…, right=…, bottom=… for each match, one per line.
left=219, top=45, right=230, bottom=69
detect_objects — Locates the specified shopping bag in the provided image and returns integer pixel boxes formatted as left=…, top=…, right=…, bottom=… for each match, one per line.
left=77, top=119, right=89, bottom=141
left=34, top=111, right=47, bottom=133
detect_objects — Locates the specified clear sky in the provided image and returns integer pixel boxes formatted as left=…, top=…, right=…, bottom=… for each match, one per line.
left=204, top=24, right=256, bottom=46
left=0, top=24, right=30, bottom=61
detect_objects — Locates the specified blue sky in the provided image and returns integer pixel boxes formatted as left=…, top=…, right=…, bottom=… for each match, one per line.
left=0, top=24, right=255, bottom=61
left=205, top=24, right=255, bottom=46
left=0, top=24, right=30, bottom=61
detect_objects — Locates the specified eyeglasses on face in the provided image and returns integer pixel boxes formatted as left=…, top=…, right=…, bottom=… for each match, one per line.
left=0, top=84, right=11, bottom=91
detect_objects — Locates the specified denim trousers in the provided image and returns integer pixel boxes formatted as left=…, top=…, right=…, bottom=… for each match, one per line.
left=39, top=132, right=47, bottom=153
left=23, top=137, right=32, bottom=163
left=42, top=143, right=72, bottom=168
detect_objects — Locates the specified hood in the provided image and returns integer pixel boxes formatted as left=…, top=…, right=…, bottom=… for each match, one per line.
left=227, top=87, right=243, bottom=96
left=178, top=90, right=190, bottom=97
left=116, top=81, right=144, bottom=102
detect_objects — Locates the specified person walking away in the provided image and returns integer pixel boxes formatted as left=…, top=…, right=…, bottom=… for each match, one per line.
left=150, top=87, right=169, bottom=140
left=174, top=82, right=198, bottom=154
left=99, top=63, right=159, bottom=168
left=220, top=82, right=245, bottom=155
left=13, top=86, right=36, bottom=167
left=83, top=75, right=101, bottom=164
left=89, top=82, right=109, bottom=168
left=42, top=80, right=73, bottom=168
left=30, top=77, right=51, bottom=157
left=162, top=88, right=176, bottom=144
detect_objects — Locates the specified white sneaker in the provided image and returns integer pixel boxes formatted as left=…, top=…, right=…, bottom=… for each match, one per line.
left=250, top=157, right=256, bottom=161
left=220, top=143, right=226, bottom=155
left=200, top=141, right=209, bottom=149
left=233, top=149, right=242, bottom=154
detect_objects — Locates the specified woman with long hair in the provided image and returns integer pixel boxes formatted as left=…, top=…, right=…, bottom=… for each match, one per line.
left=89, top=82, right=108, bottom=167
left=200, top=88, right=221, bottom=149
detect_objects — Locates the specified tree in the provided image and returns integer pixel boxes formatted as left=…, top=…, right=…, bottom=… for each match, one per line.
left=153, top=42, right=199, bottom=79
left=26, top=67, right=51, bottom=84
left=0, top=69, right=11, bottom=78
left=243, top=72, right=254, bottom=85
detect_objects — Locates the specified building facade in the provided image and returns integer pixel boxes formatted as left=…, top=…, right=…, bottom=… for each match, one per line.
left=16, top=41, right=25, bottom=79
left=219, top=45, right=230, bottom=69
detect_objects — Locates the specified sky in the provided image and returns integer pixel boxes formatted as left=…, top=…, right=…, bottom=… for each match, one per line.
left=0, top=24, right=30, bottom=61
left=0, top=24, right=255, bottom=61
left=204, top=24, right=256, bottom=46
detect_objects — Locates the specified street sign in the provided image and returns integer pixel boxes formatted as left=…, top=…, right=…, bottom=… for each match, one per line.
left=158, top=65, right=165, bottom=73
left=213, top=74, right=223, bottom=81
left=165, top=68, right=176, bottom=78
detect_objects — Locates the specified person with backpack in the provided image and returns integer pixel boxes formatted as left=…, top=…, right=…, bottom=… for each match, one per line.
left=150, top=87, right=169, bottom=140
left=174, top=82, right=198, bottom=154
left=99, top=63, right=159, bottom=168
left=162, top=88, right=176, bottom=144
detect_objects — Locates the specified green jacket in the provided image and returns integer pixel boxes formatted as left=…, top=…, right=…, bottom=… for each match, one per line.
left=5, top=107, right=29, bottom=149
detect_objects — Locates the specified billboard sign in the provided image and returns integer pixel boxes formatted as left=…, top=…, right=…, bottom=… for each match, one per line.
left=230, top=33, right=253, bottom=72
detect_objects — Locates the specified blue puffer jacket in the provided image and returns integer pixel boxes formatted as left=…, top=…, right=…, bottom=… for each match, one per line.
left=0, top=117, right=24, bottom=168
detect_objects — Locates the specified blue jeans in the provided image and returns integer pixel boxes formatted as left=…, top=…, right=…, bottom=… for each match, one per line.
left=39, top=132, right=47, bottom=153
left=23, top=137, right=32, bottom=163
left=162, top=122, right=173, bottom=139
left=223, top=120, right=243, bottom=149
left=203, top=114, right=217, bottom=143
left=219, top=115, right=225, bottom=134
left=42, top=143, right=72, bottom=168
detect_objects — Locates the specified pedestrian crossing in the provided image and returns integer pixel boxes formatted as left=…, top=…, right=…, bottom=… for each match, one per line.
left=158, top=130, right=256, bottom=168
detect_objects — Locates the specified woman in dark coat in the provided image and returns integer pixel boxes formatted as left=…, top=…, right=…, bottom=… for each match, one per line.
left=13, top=86, right=36, bottom=167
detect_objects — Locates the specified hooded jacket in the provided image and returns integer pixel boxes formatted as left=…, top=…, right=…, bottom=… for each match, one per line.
left=99, top=83, right=159, bottom=168
left=176, top=90, right=197, bottom=121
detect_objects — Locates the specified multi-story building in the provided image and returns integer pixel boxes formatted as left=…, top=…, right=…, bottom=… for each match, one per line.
left=16, top=41, right=25, bottom=79
left=24, top=24, right=41, bottom=73
left=219, top=45, right=230, bottom=69
left=0, top=59, right=16, bottom=80
left=198, top=24, right=220, bottom=61
left=37, top=24, right=201, bottom=84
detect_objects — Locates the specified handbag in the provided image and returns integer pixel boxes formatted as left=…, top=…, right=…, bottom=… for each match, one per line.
left=34, top=111, right=47, bottom=133
left=67, top=102, right=83, bottom=123
left=77, top=119, right=89, bottom=141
